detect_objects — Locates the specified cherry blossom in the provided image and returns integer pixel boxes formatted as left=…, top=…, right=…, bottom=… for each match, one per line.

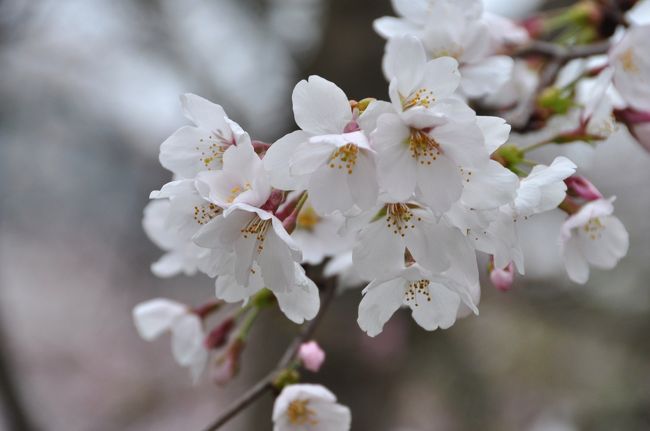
left=560, top=197, right=629, bottom=284
left=357, top=263, right=477, bottom=337
left=273, top=384, right=351, bottom=431
left=160, top=94, right=252, bottom=178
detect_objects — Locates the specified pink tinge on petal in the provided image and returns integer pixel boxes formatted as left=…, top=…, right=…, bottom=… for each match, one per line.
left=298, top=341, right=326, bottom=372
left=565, top=176, right=603, bottom=201
left=343, top=120, right=361, bottom=133
left=490, top=262, right=515, bottom=292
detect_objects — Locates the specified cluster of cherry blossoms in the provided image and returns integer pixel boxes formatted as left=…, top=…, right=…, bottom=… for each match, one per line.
left=133, top=0, right=648, bottom=429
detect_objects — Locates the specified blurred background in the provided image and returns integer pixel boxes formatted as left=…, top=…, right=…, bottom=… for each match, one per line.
left=0, top=0, right=649, bottom=430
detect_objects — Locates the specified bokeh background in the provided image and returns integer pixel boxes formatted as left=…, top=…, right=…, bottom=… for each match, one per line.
left=1, top=0, right=649, bottom=430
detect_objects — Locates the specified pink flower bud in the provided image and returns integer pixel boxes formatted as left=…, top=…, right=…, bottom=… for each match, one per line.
left=204, top=318, right=235, bottom=350
left=298, top=341, right=325, bottom=372
left=212, top=339, right=245, bottom=385
left=490, top=262, right=515, bottom=292
left=565, top=176, right=603, bottom=201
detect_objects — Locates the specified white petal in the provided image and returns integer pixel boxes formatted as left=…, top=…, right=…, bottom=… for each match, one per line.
left=563, top=238, right=590, bottom=284
left=353, top=218, right=405, bottom=280
left=461, top=160, right=519, bottom=210
left=409, top=283, right=461, bottom=331
left=580, top=216, right=629, bottom=269
left=430, top=120, right=487, bottom=168
left=170, top=313, right=205, bottom=367
left=460, top=56, right=514, bottom=98
left=310, top=400, right=352, bottom=431
left=264, top=131, right=312, bottom=190
left=415, top=155, right=463, bottom=214
left=477, top=116, right=511, bottom=154
left=358, top=100, right=395, bottom=134
left=133, top=298, right=186, bottom=340
left=348, top=151, right=379, bottom=210
left=275, top=264, right=321, bottom=324
left=404, top=211, right=451, bottom=273
left=258, top=228, right=297, bottom=293
left=373, top=16, right=420, bottom=39
left=159, top=126, right=216, bottom=178
left=193, top=211, right=252, bottom=248
left=308, top=163, right=356, bottom=214
left=215, top=270, right=263, bottom=303
left=420, top=57, right=461, bottom=100
left=357, top=278, right=406, bottom=337
left=392, top=0, right=429, bottom=23
left=290, top=141, right=334, bottom=176
left=180, top=93, right=229, bottom=130
left=151, top=252, right=187, bottom=278
left=383, top=36, right=427, bottom=97
left=292, top=76, right=352, bottom=135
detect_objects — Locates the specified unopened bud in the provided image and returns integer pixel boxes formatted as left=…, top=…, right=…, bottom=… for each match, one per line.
left=212, top=339, right=245, bottom=385
left=205, top=318, right=235, bottom=350
left=298, top=341, right=325, bottom=372
left=490, top=262, right=515, bottom=292
left=565, top=176, right=603, bottom=201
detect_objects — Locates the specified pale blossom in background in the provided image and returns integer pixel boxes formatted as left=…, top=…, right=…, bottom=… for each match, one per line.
left=273, top=384, right=351, bottom=431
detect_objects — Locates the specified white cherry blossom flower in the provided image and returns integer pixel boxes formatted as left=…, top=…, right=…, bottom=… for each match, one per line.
left=610, top=25, right=650, bottom=112
left=375, top=0, right=517, bottom=98
left=133, top=298, right=208, bottom=382
left=142, top=199, right=217, bottom=278
left=160, top=94, right=252, bottom=178
left=357, top=263, right=475, bottom=337
left=264, top=76, right=391, bottom=213
left=560, top=197, right=629, bottom=284
left=194, top=203, right=302, bottom=295
left=352, top=202, right=468, bottom=279
left=194, top=138, right=271, bottom=209
left=273, top=384, right=351, bottom=431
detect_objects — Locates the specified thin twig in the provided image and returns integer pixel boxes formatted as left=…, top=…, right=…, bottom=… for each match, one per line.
left=514, top=40, right=610, bottom=60
left=200, top=279, right=338, bottom=431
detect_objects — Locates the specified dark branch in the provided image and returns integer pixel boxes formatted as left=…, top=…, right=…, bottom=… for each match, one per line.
left=200, top=279, right=338, bottom=431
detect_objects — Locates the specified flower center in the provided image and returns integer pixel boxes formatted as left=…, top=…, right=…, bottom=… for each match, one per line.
left=408, top=129, right=441, bottom=165
left=196, top=129, right=234, bottom=170
left=328, top=143, right=358, bottom=174
left=240, top=216, right=271, bottom=253
left=402, top=88, right=435, bottom=110
left=385, top=203, right=421, bottom=237
left=287, top=399, right=318, bottom=426
left=620, top=48, right=639, bottom=73
left=193, top=203, right=222, bottom=225
left=582, top=217, right=604, bottom=240
left=405, top=279, right=432, bottom=307
left=297, top=206, right=321, bottom=231
left=227, top=182, right=252, bottom=203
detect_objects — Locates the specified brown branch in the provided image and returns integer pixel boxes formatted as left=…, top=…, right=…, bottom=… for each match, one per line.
left=200, top=279, right=338, bottom=431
